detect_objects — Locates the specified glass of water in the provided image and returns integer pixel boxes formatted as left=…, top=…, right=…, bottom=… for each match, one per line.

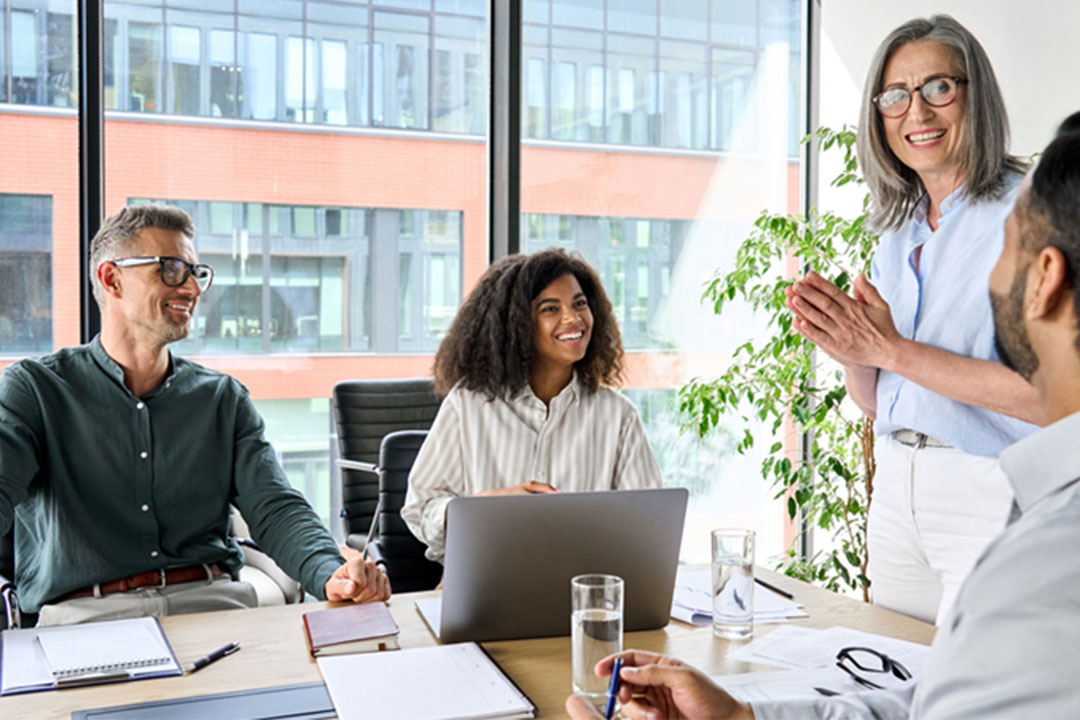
left=711, top=528, right=755, bottom=640
left=571, top=573, right=624, bottom=702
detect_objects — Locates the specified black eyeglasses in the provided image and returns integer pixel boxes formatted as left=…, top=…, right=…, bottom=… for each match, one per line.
left=836, top=646, right=912, bottom=690
left=872, top=76, right=967, bottom=118
left=112, top=256, right=215, bottom=292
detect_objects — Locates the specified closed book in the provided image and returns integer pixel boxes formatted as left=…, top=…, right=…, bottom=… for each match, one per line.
left=302, top=602, right=401, bottom=657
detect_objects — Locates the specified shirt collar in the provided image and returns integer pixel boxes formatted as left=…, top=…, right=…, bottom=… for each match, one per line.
left=999, top=410, right=1080, bottom=513
left=910, top=184, right=969, bottom=232
left=515, top=371, right=582, bottom=406
left=88, top=334, right=180, bottom=397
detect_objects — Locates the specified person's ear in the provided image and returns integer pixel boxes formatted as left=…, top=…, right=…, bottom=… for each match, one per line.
left=1026, top=246, right=1069, bottom=321
left=97, top=261, right=124, bottom=300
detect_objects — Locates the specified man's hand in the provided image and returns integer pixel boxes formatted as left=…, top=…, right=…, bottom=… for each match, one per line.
left=324, top=556, right=391, bottom=603
left=565, top=650, right=753, bottom=720
left=786, top=271, right=903, bottom=371
left=476, top=481, right=559, bottom=497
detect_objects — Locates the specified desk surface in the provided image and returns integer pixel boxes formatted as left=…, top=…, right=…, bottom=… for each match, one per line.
left=5, top=569, right=934, bottom=719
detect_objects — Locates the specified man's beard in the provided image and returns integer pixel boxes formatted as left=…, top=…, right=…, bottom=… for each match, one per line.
left=990, top=266, right=1039, bottom=382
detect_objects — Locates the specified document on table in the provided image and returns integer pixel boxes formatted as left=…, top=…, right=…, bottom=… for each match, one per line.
left=726, top=624, right=930, bottom=675
left=1, top=616, right=181, bottom=695
left=709, top=625, right=929, bottom=701
left=671, top=567, right=807, bottom=626
left=317, top=642, right=535, bottom=720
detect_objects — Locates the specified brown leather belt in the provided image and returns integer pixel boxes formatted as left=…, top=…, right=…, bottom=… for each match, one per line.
left=55, top=563, right=230, bottom=602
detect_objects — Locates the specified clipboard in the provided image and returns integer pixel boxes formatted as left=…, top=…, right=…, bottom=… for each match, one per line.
left=1, top=616, right=182, bottom=695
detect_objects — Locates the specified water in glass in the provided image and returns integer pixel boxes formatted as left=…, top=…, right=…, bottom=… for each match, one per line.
left=571, top=608, right=622, bottom=700
left=713, top=556, right=754, bottom=639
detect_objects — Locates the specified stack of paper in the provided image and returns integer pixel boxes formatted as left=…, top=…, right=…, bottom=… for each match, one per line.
left=670, top=567, right=807, bottom=626
left=711, top=625, right=931, bottom=702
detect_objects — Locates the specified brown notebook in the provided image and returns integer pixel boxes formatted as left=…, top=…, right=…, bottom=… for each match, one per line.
left=302, top=602, right=401, bottom=657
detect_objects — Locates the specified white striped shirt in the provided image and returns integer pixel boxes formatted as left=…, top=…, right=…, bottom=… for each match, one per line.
left=401, top=375, right=663, bottom=562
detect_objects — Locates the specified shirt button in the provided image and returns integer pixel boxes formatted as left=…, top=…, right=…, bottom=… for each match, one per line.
left=140, top=451, right=149, bottom=459
left=141, top=504, right=150, bottom=512
left=165, top=381, right=171, bottom=389
left=136, top=401, right=145, bottom=410
left=150, top=550, right=159, bottom=558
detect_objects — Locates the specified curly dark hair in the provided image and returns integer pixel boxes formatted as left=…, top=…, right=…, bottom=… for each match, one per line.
left=433, top=247, right=624, bottom=398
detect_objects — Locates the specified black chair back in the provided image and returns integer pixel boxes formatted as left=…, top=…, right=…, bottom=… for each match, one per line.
left=368, top=430, right=443, bottom=593
left=332, top=379, right=440, bottom=547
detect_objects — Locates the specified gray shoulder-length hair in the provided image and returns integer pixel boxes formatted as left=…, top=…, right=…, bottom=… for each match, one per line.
left=856, top=14, right=1028, bottom=233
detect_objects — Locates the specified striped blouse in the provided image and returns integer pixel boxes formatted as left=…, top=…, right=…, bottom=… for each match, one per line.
left=400, top=375, right=664, bottom=562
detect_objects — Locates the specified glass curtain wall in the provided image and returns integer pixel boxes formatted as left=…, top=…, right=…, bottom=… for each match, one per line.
left=522, top=0, right=804, bottom=562
left=95, top=0, right=488, bottom=524
left=0, top=0, right=79, bottom=357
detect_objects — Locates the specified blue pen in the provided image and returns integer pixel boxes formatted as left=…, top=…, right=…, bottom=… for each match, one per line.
left=604, top=657, right=624, bottom=719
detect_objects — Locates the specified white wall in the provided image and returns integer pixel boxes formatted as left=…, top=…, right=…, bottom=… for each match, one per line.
left=819, top=0, right=1080, bottom=176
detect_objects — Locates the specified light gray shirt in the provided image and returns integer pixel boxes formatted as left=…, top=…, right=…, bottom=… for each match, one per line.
left=751, top=409, right=1080, bottom=719
left=401, top=376, right=663, bottom=562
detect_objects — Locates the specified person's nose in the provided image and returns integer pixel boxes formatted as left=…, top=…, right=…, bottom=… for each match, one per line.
left=177, top=273, right=202, bottom=299
left=908, top=90, right=935, bottom=122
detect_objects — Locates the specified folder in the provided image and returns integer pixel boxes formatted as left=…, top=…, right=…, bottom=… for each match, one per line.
left=0, top=616, right=182, bottom=695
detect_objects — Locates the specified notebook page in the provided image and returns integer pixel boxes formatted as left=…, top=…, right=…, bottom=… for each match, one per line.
left=318, top=642, right=532, bottom=720
left=35, top=617, right=175, bottom=679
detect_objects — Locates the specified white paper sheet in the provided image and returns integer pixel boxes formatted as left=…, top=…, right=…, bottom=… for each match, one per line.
left=318, top=642, right=534, bottom=720
left=671, top=567, right=808, bottom=626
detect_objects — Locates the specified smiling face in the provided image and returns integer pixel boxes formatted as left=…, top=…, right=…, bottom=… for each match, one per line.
left=530, top=273, right=593, bottom=376
left=880, top=40, right=968, bottom=186
left=113, top=226, right=202, bottom=346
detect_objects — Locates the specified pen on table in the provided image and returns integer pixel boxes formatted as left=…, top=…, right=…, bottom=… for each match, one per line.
left=185, top=641, right=241, bottom=674
left=754, top=577, right=795, bottom=600
left=604, top=657, right=624, bottom=720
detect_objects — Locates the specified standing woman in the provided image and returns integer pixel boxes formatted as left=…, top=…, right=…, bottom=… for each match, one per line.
left=401, top=248, right=662, bottom=563
left=786, top=15, right=1039, bottom=624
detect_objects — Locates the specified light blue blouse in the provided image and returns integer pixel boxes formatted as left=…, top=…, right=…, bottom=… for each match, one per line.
left=871, top=172, right=1037, bottom=457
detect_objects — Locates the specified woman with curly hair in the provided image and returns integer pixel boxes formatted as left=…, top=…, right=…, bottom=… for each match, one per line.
left=401, top=247, right=663, bottom=563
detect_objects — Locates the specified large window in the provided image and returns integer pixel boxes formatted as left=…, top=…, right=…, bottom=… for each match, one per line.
left=2, top=0, right=806, bottom=560
left=523, top=0, right=804, bottom=563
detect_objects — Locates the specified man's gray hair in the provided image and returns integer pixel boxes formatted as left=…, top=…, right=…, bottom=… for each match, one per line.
left=89, top=204, right=195, bottom=306
left=856, top=14, right=1028, bottom=233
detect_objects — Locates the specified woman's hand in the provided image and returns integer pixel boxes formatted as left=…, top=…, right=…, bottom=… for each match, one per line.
left=476, top=481, right=559, bottom=497
left=786, top=271, right=904, bottom=371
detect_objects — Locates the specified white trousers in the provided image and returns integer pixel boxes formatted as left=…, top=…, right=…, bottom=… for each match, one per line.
left=867, top=434, right=1013, bottom=625
left=36, top=576, right=258, bottom=627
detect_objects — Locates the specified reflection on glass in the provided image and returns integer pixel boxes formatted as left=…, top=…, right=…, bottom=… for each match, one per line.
left=373, top=11, right=429, bottom=129
left=129, top=21, right=162, bottom=112
left=433, top=15, right=486, bottom=134
left=210, top=29, right=239, bottom=118
left=0, top=195, right=53, bottom=355
left=286, top=35, right=316, bottom=122
left=169, top=25, right=201, bottom=115
left=246, top=32, right=277, bottom=120
left=711, top=48, right=755, bottom=151
left=135, top=200, right=462, bottom=355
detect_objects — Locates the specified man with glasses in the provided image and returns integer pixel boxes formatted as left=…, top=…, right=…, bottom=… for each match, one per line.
left=568, top=115, right=1080, bottom=719
left=0, top=204, right=390, bottom=626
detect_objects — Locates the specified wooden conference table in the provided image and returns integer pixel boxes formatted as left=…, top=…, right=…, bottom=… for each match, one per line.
left=6, top=569, right=935, bottom=719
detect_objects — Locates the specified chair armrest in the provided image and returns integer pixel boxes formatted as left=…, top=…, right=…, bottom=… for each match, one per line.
left=0, top=574, right=20, bottom=630
left=335, top=459, right=377, bottom=474
left=238, top=542, right=303, bottom=605
left=365, top=539, right=388, bottom=572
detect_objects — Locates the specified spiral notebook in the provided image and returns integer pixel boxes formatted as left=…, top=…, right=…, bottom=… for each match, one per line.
left=1, top=617, right=182, bottom=695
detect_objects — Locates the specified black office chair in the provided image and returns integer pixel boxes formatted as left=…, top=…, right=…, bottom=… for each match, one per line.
left=332, top=378, right=441, bottom=552
left=365, top=430, right=443, bottom=593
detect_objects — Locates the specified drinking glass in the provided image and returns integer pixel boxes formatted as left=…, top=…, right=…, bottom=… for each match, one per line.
left=571, top=573, right=624, bottom=702
left=712, top=528, right=755, bottom=640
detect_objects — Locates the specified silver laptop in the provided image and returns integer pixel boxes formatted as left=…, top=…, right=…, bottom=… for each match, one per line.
left=417, top=488, right=688, bottom=643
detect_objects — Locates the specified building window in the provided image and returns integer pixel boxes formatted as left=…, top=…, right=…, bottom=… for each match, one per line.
left=0, top=195, right=53, bottom=355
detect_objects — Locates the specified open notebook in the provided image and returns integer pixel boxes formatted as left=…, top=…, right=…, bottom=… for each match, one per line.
left=1, top=616, right=182, bottom=695
left=317, top=642, right=535, bottom=720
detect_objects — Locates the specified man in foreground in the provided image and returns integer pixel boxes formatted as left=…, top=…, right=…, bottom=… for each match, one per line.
left=0, top=204, right=389, bottom=626
left=568, top=115, right=1080, bottom=719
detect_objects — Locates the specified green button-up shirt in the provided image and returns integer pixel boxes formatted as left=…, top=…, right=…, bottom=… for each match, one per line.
left=0, top=337, right=344, bottom=613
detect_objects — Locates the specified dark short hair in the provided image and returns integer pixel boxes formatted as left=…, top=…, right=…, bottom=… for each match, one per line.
left=432, top=247, right=623, bottom=398
left=1024, top=112, right=1080, bottom=346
